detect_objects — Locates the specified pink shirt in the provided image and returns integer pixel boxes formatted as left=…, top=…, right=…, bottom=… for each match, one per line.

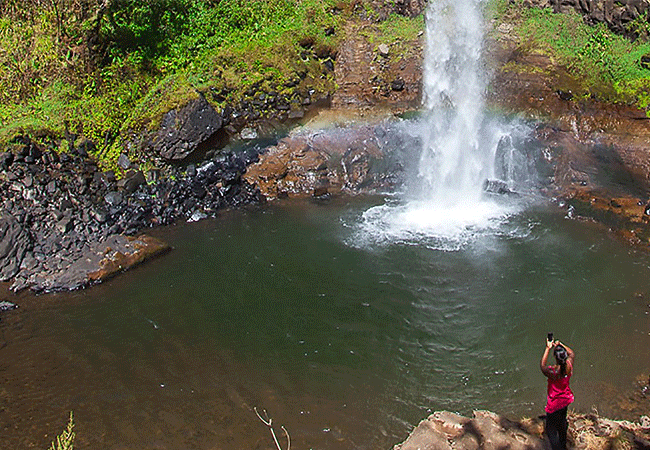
left=545, top=365, right=574, bottom=413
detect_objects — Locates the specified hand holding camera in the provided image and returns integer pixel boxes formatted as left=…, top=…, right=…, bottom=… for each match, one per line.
left=546, top=332, right=554, bottom=348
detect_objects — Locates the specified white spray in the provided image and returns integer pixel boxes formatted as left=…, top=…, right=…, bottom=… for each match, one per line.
left=352, top=0, right=525, bottom=249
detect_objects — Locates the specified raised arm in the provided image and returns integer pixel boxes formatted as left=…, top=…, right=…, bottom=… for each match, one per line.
left=540, top=339, right=555, bottom=377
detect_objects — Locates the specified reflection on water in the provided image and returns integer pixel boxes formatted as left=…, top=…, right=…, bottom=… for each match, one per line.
left=1, top=198, right=650, bottom=450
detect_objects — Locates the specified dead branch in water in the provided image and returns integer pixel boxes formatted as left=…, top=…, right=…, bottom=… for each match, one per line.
left=254, top=407, right=291, bottom=450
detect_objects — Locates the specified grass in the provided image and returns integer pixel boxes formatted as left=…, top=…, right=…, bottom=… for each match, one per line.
left=0, top=0, right=349, bottom=170
left=48, top=412, right=75, bottom=450
left=498, top=0, right=650, bottom=110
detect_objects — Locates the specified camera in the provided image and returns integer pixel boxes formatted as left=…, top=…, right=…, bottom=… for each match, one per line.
left=547, top=332, right=553, bottom=342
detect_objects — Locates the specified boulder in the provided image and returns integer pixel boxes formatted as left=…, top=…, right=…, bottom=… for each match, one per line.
left=394, top=411, right=546, bottom=450
left=24, top=234, right=170, bottom=292
left=0, top=151, right=14, bottom=169
left=0, top=215, right=32, bottom=281
left=243, top=120, right=407, bottom=200
left=151, top=96, right=223, bottom=161
left=0, top=301, right=17, bottom=312
left=117, top=153, right=132, bottom=170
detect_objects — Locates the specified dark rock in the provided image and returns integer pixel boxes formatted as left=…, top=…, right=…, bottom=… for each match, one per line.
left=0, top=152, right=14, bottom=169
left=323, top=59, right=335, bottom=72
left=92, top=207, right=109, bottom=224
left=313, top=186, right=330, bottom=198
left=104, top=170, right=116, bottom=183
left=186, top=164, right=197, bottom=177
left=117, top=153, right=132, bottom=170
left=391, top=78, right=405, bottom=91
left=105, top=191, right=124, bottom=206
left=60, top=199, right=73, bottom=210
left=46, top=180, right=57, bottom=194
left=50, top=210, right=64, bottom=221
left=483, top=179, right=513, bottom=195
left=0, top=301, right=17, bottom=312
left=56, top=217, right=74, bottom=234
left=151, top=96, right=224, bottom=161
left=123, top=171, right=146, bottom=194
left=191, top=184, right=207, bottom=199
left=289, top=109, right=305, bottom=120
left=77, top=139, right=95, bottom=157
left=27, top=234, right=170, bottom=293
left=0, top=215, right=32, bottom=281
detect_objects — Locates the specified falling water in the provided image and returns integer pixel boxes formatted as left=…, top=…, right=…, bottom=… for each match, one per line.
left=353, top=0, right=527, bottom=250
left=418, top=0, right=490, bottom=204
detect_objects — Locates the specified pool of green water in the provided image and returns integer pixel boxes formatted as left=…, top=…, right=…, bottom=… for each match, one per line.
left=1, top=196, right=649, bottom=449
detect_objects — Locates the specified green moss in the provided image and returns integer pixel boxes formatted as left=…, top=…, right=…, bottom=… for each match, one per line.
left=376, top=12, right=424, bottom=43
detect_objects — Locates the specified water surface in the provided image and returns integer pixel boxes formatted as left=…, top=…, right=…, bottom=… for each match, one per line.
left=2, top=197, right=650, bottom=449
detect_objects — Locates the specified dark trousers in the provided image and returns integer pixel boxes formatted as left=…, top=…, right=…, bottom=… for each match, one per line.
left=545, top=407, right=568, bottom=450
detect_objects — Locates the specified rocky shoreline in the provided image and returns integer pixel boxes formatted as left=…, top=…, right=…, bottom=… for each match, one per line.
left=0, top=136, right=264, bottom=294
left=394, top=410, right=650, bottom=450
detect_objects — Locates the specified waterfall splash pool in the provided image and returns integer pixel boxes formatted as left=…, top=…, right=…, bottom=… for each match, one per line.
left=2, top=197, right=650, bottom=450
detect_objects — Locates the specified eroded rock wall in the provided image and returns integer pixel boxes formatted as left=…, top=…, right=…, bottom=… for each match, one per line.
left=525, top=0, right=650, bottom=40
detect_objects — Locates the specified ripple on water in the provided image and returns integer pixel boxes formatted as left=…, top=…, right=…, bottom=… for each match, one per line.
left=346, top=197, right=531, bottom=251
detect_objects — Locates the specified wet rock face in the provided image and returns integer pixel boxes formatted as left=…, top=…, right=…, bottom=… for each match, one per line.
left=332, top=20, right=423, bottom=110
left=244, top=121, right=410, bottom=199
left=0, top=137, right=263, bottom=293
left=151, top=96, right=224, bottom=161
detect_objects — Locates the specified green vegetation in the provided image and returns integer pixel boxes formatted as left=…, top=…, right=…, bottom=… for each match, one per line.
left=498, top=1, right=650, bottom=110
left=0, top=0, right=347, bottom=169
left=375, top=12, right=424, bottom=48
left=3, top=0, right=650, bottom=170
left=48, top=412, right=75, bottom=450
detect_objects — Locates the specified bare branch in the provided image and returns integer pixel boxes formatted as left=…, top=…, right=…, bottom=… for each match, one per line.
left=254, top=407, right=291, bottom=450
left=282, top=425, right=291, bottom=450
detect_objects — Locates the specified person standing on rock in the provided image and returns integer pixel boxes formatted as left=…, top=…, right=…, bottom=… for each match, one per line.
left=541, top=337, right=575, bottom=450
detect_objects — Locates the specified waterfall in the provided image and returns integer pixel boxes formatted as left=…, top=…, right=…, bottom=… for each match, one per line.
left=352, top=0, right=527, bottom=250
left=418, top=0, right=491, bottom=206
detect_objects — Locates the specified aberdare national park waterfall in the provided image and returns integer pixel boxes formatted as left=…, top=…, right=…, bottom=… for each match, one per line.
left=2, top=0, right=650, bottom=449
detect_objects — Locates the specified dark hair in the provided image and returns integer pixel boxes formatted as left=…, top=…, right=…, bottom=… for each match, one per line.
left=554, top=344, right=568, bottom=376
